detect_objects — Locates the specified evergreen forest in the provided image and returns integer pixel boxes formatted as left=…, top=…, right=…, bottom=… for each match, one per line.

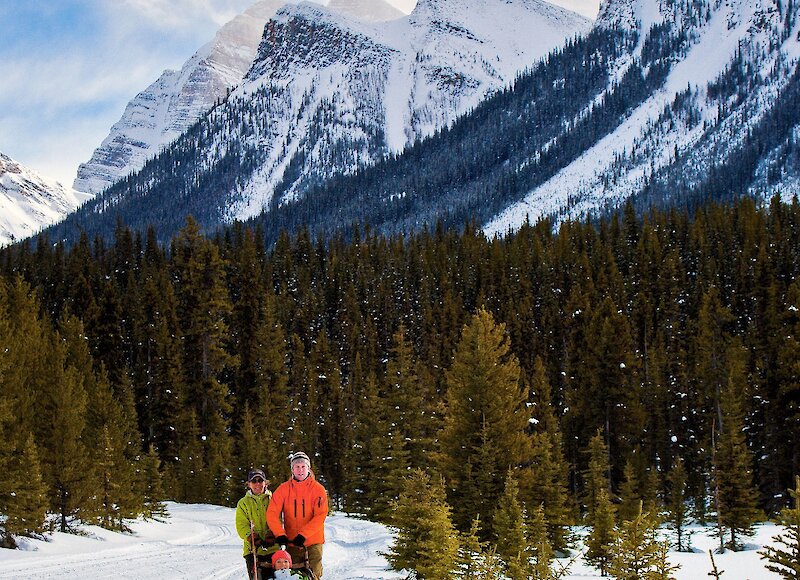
left=2, top=196, right=800, bottom=573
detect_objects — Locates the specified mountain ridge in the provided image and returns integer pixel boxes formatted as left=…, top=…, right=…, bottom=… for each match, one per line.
left=1, top=152, right=92, bottom=247
left=72, top=0, right=406, bottom=196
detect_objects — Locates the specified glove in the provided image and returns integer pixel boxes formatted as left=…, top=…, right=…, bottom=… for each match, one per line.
left=264, top=531, right=276, bottom=547
left=292, top=534, right=305, bottom=547
left=275, top=535, right=289, bottom=546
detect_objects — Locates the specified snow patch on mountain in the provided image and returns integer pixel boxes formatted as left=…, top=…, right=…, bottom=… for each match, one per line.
left=1, top=153, right=92, bottom=247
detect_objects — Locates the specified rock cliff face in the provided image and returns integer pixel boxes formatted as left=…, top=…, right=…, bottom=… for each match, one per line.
left=73, top=0, right=405, bottom=196
left=1, top=152, right=92, bottom=246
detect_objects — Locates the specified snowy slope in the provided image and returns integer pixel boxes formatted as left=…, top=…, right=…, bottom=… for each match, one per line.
left=73, top=0, right=405, bottom=197
left=0, top=152, right=92, bottom=247
left=0, top=502, right=788, bottom=579
left=485, top=0, right=800, bottom=235
left=225, top=0, right=592, bottom=220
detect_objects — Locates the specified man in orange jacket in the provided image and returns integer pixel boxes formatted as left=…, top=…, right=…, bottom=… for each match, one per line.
left=267, top=451, right=328, bottom=578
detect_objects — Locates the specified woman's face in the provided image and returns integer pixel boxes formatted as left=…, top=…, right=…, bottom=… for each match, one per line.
left=248, top=477, right=267, bottom=494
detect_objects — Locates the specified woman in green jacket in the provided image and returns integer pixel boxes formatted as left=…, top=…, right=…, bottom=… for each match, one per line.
left=236, top=469, right=277, bottom=579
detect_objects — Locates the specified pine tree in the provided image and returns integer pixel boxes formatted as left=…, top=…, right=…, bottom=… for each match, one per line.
left=95, top=425, right=125, bottom=530
left=760, top=475, right=800, bottom=579
left=666, top=457, right=691, bottom=551
left=525, top=357, right=573, bottom=553
left=343, top=369, right=383, bottom=515
left=385, top=326, right=432, bottom=470
left=713, top=345, right=762, bottom=551
left=529, top=504, right=557, bottom=580
left=41, top=334, right=91, bottom=533
left=607, top=502, right=666, bottom=580
left=618, top=460, right=643, bottom=524
left=585, top=485, right=616, bottom=577
left=439, top=308, right=532, bottom=530
left=492, top=472, right=533, bottom=579
left=455, top=518, right=505, bottom=579
left=386, top=469, right=459, bottom=580
left=651, top=541, right=681, bottom=580
left=235, top=404, right=263, bottom=484
left=139, top=445, right=168, bottom=520
left=171, top=218, right=234, bottom=480
left=3, top=434, right=48, bottom=539
left=205, top=432, right=235, bottom=507
left=584, top=431, right=613, bottom=524
left=171, top=410, right=205, bottom=503
left=0, top=406, right=15, bottom=547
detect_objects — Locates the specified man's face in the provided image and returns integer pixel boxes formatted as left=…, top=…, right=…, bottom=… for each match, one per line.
left=274, top=557, right=291, bottom=570
left=292, top=460, right=310, bottom=480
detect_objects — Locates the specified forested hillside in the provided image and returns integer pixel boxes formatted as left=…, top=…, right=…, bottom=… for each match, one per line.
left=2, top=197, right=799, bottom=556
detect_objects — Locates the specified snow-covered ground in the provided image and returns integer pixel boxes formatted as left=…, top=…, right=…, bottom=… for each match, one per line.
left=0, top=503, right=786, bottom=579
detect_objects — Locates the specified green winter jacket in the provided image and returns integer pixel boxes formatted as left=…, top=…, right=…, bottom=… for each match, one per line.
left=236, top=489, right=275, bottom=557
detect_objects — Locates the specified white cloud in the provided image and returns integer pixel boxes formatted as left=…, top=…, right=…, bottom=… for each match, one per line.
left=119, top=0, right=255, bottom=29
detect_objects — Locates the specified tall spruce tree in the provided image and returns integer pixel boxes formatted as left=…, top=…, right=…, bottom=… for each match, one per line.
left=342, top=369, right=383, bottom=515
left=439, top=308, right=532, bottom=531
left=44, top=341, right=91, bottom=532
left=618, top=460, right=643, bottom=524
left=714, top=344, right=761, bottom=551
left=666, top=457, right=690, bottom=551
left=385, top=326, right=432, bottom=470
left=528, top=504, right=558, bottom=580
left=171, top=217, right=234, bottom=500
left=3, top=434, right=48, bottom=539
left=584, top=431, right=613, bottom=524
left=525, top=357, right=573, bottom=552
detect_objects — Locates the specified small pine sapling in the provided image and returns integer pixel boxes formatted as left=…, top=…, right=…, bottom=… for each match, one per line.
left=759, top=475, right=800, bottom=579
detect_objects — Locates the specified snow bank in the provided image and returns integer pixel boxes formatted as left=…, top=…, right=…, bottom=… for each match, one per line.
left=0, top=503, right=787, bottom=579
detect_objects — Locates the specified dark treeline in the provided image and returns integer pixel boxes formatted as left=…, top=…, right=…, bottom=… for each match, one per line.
left=2, top=196, right=800, bottom=549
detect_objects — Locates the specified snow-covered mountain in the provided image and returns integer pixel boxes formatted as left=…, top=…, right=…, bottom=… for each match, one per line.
left=73, top=0, right=405, bottom=196
left=56, top=0, right=800, bottom=246
left=485, top=0, right=800, bottom=234
left=0, top=152, right=92, bottom=247
left=197, top=0, right=592, bottom=221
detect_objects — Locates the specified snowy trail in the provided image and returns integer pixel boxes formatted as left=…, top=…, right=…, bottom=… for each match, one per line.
left=0, top=503, right=403, bottom=580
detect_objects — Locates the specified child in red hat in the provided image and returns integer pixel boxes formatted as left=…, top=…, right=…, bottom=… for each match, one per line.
left=271, top=549, right=310, bottom=579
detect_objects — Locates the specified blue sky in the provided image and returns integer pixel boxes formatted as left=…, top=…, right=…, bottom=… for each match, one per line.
left=0, top=0, right=599, bottom=187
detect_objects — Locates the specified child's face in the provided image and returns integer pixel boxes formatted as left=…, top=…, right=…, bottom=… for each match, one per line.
left=274, top=558, right=291, bottom=570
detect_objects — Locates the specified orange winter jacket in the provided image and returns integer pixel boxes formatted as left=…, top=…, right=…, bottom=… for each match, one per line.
left=266, top=472, right=328, bottom=546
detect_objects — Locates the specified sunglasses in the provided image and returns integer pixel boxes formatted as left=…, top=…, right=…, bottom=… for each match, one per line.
left=250, top=477, right=265, bottom=483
